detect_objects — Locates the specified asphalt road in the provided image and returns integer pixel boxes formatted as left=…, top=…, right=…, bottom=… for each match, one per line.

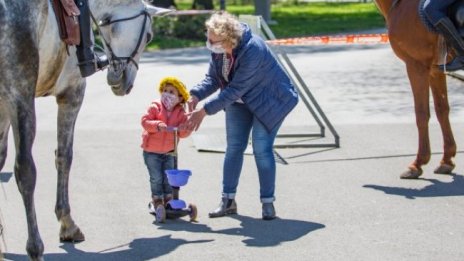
left=1, top=42, right=464, bottom=260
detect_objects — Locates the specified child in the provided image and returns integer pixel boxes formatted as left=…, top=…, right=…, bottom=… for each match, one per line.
left=141, top=77, right=192, bottom=220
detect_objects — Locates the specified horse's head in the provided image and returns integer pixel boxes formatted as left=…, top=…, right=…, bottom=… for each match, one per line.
left=91, top=1, right=171, bottom=96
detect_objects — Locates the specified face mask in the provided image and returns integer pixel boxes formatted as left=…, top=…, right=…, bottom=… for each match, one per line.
left=206, top=41, right=226, bottom=54
left=161, top=92, right=179, bottom=111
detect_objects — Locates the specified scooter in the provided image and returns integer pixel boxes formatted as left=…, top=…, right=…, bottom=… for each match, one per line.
left=148, top=127, right=197, bottom=223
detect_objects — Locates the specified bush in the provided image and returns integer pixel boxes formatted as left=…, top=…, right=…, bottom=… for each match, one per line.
left=152, top=14, right=209, bottom=40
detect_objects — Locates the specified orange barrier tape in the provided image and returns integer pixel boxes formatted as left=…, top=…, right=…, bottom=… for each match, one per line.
left=267, top=33, right=390, bottom=46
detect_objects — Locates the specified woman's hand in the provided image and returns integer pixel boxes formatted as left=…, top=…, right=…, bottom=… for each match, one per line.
left=186, top=108, right=207, bottom=131
left=187, top=95, right=199, bottom=113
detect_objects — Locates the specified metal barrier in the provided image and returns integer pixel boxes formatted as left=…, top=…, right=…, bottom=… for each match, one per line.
left=239, top=15, right=340, bottom=149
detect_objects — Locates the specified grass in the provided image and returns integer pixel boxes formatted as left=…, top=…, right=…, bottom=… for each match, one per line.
left=268, top=3, right=385, bottom=37
left=148, top=1, right=386, bottom=49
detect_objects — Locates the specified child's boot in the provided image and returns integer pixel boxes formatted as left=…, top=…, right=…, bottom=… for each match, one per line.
left=152, top=196, right=166, bottom=223
left=164, top=193, right=173, bottom=207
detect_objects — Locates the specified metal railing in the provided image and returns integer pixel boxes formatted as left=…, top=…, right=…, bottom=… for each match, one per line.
left=239, top=15, right=340, bottom=149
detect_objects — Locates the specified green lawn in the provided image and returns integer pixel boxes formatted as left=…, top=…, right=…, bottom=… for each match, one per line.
left=148, top=1, right=386, bottom=50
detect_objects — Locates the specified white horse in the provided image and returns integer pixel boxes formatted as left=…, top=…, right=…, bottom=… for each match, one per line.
left=0, top=0, right=170, bottom=260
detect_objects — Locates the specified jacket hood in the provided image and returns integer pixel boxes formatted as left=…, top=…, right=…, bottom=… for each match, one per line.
left=234, top=23, right=253, bottom=54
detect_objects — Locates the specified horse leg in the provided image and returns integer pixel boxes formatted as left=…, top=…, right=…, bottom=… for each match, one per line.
left=400, top=61, right=432, bottom=179
left=0, top=102, right=11, bottom=171
left=9, top=97, right=44, bottom=260
left=429, top=70, right=456, bottom=174
left=54, top=86, right=85, bottom=242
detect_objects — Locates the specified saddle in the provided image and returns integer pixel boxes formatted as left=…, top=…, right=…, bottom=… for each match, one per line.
left=51, top=0, right=80, bottom=46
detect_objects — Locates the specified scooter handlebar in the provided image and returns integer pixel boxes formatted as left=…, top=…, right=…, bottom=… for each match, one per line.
left=166, top=126, right=178, bottom=132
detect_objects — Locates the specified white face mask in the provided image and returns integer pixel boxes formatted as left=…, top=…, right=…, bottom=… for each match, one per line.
left=161, top=92, right=179, bottom=111
left=206, top=41, right=226, bottom=54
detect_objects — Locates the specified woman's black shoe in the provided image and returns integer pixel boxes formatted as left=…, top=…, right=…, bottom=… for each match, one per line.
left=209, top=197, right=237, bottom=218
left=262, top=203, right=276, bottom=220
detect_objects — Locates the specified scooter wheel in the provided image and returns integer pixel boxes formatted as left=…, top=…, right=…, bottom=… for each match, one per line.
left=155, top=205, right=166, bottom=223
left=188, top=203, right=198, bottom=222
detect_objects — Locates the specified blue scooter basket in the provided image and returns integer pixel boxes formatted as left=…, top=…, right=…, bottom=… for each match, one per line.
left=165, top=169, right=192, bottom=186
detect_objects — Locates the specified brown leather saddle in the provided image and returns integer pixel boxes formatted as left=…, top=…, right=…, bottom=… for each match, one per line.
left=51, top=0, right=80, bottom=46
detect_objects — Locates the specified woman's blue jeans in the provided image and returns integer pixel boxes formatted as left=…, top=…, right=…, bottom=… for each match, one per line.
left=424, top=0, right=456, bottom=24
left=143, top=151, right=174, bottom=197
left=223, top=103, right=282, bottom=203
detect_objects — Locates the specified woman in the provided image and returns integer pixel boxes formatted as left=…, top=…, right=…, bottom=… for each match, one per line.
left=185, top=12, right=298, bottom=220
left=424, top=0, right=464, bottom=71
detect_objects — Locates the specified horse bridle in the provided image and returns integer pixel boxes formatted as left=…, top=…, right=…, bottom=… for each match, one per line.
left=91, top=8, right=151, bottom=70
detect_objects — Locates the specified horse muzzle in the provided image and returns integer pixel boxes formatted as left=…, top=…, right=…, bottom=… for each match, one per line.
left=107, top=60, right=135, bottom=96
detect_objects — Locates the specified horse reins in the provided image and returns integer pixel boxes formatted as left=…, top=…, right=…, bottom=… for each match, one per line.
left=90, top=8, right=151, bottom=70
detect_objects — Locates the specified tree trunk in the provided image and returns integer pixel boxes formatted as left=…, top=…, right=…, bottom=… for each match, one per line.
left=192, top=0, right=214, bottom=10
left=254, top=0, right=272, bottom=23
left=150, top=0, right=176, bottom=8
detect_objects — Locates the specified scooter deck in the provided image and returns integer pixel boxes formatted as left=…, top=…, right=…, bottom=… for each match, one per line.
left=166, top=208, right=191, bottom=219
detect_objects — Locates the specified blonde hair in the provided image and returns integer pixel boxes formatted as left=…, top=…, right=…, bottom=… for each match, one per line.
left=205, top=12, right=243, bottom=49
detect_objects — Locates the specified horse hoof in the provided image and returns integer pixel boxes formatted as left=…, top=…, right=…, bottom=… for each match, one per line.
left=59, top=227, right=85, bottom=243
left=400, top=168, right=423, bottom=179
left=434, top=163, right=455, bottom=174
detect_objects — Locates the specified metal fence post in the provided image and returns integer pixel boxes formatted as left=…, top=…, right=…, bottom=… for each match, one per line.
left=239, top=15, right=340, bottom=149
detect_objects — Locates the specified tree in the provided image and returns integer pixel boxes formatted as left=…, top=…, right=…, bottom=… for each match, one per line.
left=192, top=0, right=214, bottom=9
left=150, top=0, right=177, bottom=9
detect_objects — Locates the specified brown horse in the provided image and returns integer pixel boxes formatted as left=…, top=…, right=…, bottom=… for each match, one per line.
left=375, top=0, right=457, bottom=178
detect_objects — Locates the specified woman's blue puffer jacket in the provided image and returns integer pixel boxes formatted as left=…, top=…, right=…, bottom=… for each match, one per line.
left=190, top=23, right=299, bottom=132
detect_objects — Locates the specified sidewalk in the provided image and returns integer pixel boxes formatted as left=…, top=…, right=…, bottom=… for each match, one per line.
left=1, top=43, right=464, bottom=260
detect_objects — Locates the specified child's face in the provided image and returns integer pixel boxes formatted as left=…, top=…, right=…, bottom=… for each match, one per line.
left=162, top=84, right=181, bottom=101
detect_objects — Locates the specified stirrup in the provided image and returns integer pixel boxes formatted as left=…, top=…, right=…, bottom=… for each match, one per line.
left=438, top=56, right=464, bottom=72
left=77, top=54, right=109, bottom=77
left=96, top=54, right=109, bottom=70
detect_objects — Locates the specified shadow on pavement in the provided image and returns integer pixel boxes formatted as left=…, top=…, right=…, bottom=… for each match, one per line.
left=0, top=172, right=13, bottom=183
left=157, top=215, right=325, bottom=247
left=289, top=151, right=464, bottom=164
left=363, top=173, right=464, bottom=199
left=4, top=217, right=325, bottom=260
left=3, top=235, right=213, bottom=261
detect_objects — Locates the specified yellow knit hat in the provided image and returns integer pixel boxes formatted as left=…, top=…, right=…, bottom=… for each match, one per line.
left=158, top=76, right=190, bottom=103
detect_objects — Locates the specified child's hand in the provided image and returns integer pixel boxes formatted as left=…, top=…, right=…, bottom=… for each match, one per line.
left=157, top=122, right=167, bottom=131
